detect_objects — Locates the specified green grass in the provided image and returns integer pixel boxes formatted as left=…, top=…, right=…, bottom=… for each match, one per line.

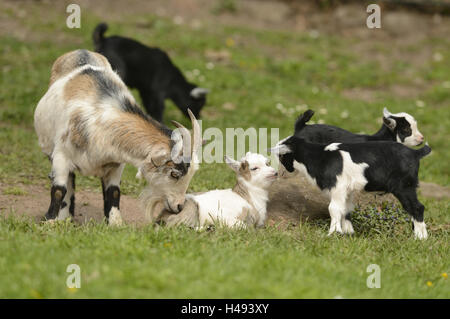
left=0, top=214, right=448, bottom=298
left=0, top=2, right=448, bottom=298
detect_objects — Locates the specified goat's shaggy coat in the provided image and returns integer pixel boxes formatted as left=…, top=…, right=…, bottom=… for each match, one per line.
left=34, top=49, right=201, bottom=224
left=93, top=23, right=209, bottom=122
left=271, top=136, right=431, bottom=239
left=294, top=108, right=424, bottom=147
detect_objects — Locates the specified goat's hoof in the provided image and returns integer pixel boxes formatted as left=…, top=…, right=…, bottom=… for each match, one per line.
left=108, top=207, right=123, bottom=226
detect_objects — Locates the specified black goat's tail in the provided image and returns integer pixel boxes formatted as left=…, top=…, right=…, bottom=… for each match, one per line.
left=416, top=143, right=432, bottom=159
left=93, top=23, right=108, bottom=47
left=294, top=109, right=315, bottom=132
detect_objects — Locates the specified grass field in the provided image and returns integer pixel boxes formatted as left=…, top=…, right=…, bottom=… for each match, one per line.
left=0, top=1, right=449, bottom=298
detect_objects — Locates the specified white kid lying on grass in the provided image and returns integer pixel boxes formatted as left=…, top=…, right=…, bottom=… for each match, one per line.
left=146, top=152, right=278, bottom=229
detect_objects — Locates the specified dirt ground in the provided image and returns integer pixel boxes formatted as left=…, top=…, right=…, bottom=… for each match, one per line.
left=1, top=178, right=448, bottom=226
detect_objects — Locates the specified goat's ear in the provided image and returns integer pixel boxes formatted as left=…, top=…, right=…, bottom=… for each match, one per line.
left=190, top=87, right=209, bottom=99
left=383, top=107, right=393, bottom=118
left=224, top=155, right=240, bottom=172
left=383, top=117, right=396, bottom=131
left=151, top=153, right=168, bottom=167
left=267, top=144, right=291, bottom=155
left=239, top=160, right=249, bottom=173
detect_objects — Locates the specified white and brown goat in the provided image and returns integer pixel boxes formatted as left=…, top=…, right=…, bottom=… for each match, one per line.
left=34, top=49, right=201, bottom=225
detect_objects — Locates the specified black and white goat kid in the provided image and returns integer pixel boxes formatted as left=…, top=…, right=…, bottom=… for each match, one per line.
left=270, top=137, right=431, bottom=239
left=93, top=23, right=209, bottom=122
left=294, top=108, right=424, bottom=147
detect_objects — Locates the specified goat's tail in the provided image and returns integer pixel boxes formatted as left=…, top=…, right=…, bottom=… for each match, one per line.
left=294, top=109, right=315, bottom=132
left=416, top=143, right=432, bottom=159
left=93, top=22, right=108, bottom=48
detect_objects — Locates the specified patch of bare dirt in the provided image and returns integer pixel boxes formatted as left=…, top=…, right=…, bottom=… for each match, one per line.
left=1, top=179, right=448, bottom=227
left=0, top=183, right=145, bottom=225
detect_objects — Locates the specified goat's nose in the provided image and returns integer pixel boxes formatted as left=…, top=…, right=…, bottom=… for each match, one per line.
left=177, top=204, right=184, bottom=212
left=274, top=172, right=278, bottom=176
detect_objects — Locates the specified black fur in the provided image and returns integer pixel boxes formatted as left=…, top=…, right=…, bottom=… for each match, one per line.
left=280, top=138, right=343, bottom=190
left=103, top=185, right=120, bottom=220
left=294, top=110, right=419, bottom=145
left=44, top=185, right=67, bottom=220
left=69, top=172, right=75, bottom=217
left=75, top=49, right=97, bottom=68
left=92, top=23, right=208, bottom=122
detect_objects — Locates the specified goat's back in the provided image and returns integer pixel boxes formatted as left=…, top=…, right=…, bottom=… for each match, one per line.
left=49, top=49, right=111, bottom=86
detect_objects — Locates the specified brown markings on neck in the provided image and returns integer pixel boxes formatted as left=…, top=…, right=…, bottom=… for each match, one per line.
left=107, top=111, right=171, bottom=160
left=64, top=73, right=97, bottom=102
left=232, top=179, right=253, bottom=207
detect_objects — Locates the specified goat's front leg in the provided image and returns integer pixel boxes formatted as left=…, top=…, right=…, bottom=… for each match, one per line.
left=101, top=164, right=125, bottom=226
left=44, top=153, right=70, bottom=221
left=341, top=193, right=355, bottom=234
left=328, top=192, right=346, bottom=235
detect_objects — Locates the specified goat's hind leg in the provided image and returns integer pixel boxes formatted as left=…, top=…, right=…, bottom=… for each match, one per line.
left=394, top=189, right=427, bottom=239
left=56, top=172, right=75, bottom=220
left=101, top=164, right=125, bottom=226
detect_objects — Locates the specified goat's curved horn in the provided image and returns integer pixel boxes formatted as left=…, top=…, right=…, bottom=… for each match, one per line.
left=171, top=120, right=192, bottom=164
left=187, top=109, right=201, bottom=164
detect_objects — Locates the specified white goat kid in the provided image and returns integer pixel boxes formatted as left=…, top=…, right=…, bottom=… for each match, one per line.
left=34, top=49, right=201, bottom=225
left=159, top=152, right=278, bottom=229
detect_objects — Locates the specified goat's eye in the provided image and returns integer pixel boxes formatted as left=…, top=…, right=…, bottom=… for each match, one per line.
left=251, top=167, right=258, bottom=171
left=170, top=171, right=180, bottom=179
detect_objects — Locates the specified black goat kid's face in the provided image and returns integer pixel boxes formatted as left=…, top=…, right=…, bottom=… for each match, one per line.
left=279, top=153, right=295, bottom=173
left=186, top=87, right=209, bottom=118
left=269, top=137, right=296, bottom=173
left=382, top=108, right=424, bottom=147
left=185, top=96, right=206, bottom=118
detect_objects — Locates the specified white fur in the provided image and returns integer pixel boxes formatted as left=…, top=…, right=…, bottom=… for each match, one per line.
left=412, top=218, right=428, bottom=239
left=192, top=190, right=252, bottom=228
left=108, top=207, right=123, bottom=226
left=324, top=143, right=341, bottom=151
left=192, top=152, right=276, bottom=229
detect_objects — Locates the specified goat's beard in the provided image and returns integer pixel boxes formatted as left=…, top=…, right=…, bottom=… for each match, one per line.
left=139, top=187, right=166, bottom=223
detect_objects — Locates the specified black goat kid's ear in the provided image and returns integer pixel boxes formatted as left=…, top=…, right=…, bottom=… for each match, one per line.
left=267, top=144, right=291, bottom=155
left=383, top=117, right=396, bottom=131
